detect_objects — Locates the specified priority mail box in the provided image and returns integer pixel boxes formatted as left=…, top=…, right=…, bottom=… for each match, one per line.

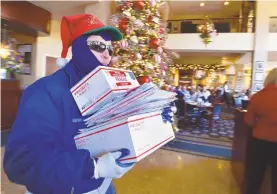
left=74, top=111, right=175, bottom=163
left=71, top=66, right=139, bottom=116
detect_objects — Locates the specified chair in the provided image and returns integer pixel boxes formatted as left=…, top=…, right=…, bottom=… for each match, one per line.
left=241, top=99, right=249, bottom=110
left=201, top=103, right=223, bottom=129
left=174, top=94, right=186, bottom=128
left=234, top=97, right=242, bottom=108
left=185, top=103, right=202, bottom=125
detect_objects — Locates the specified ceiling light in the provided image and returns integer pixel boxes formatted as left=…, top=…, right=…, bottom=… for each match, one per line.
left=200, top=3, right=205, bottom=7
left=224, top=1, right=229, bottom=5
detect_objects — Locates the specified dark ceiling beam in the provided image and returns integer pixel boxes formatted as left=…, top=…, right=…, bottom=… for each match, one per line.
left=1, top=1, right=52, bottom=37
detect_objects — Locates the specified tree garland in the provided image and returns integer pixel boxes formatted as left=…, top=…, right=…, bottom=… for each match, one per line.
left=169, top=63, right=226, bottom=71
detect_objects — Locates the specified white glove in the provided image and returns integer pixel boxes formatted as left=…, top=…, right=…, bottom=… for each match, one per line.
left=94, top=149, right=135, bottom=179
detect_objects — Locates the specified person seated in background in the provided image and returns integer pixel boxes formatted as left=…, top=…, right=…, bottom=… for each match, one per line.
left=174, top=85, right=180, bottom=92
left=233, top=91, right=242, bottom=108
left=214, top=85, right=224, bottom=103
left=196, top=85, right=204, bottom=102
left=201, top=86, right=212, bottom=103
left=174, top=91, right=185, bottom=129
left=197, top=84, right=203, bottom=92
left=244, top=68, right=277, bottom=194
left=166, top=85, right=173, bottom=92
left=190, top=85, right=198, bottom=102
left=160, top=85, right=167, bottom=91
left=187, top=85, right=192, bottom=92
left=209, top=86, right=215, bottom=94
left=180, top=85, right=191, bottom=101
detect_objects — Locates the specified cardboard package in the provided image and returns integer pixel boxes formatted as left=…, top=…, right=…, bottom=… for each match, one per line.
left=75, top=111, right=175, bottom=163
left=71, top=66, right=139, bottom=116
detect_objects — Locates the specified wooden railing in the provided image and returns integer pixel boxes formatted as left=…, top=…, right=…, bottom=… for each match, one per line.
left=167, top=17, right=256, bottom=34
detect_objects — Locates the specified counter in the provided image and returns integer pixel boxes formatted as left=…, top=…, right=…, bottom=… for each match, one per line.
left=1, top=79, right=21, bottom=130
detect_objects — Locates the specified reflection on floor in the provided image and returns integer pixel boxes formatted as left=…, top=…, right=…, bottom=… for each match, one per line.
left=1, top=148, right=239, bottom=194
left=162, top=111, right=235, bottom=160
left=162, top=118, right=234, bottom=160
left=178, top=118, right=235, bottom=141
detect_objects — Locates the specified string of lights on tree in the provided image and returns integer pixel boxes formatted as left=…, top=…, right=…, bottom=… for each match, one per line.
left=169, top=63, right=226, bottom=71
left=109, top=0, right=173, bottom=84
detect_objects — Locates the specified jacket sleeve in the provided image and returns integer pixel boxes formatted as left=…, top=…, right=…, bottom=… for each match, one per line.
left=3, top=82, right=96, bottom=194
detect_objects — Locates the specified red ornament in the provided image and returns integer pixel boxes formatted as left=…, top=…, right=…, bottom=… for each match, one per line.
left=134, top=1, right=145, bottom=10
left=159, top=27, right=165, bottom=33
left=147, top=16, right=153, bottom=23
left=116, top=5, right=124, bottom=12
left=125, top=1, right=133, bottom=7
left=119, top=23, right=128, bottom=33
left=160, top=62, right=168, bottom=71
left=119, top=17, right=129, bottom=24
left=149, top=38, right=160, bottom=48
left=137, top=76, right=151, bottom=85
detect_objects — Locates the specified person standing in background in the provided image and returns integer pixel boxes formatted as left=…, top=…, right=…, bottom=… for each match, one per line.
left=223, top=81, right=231, bottom=108
left=245, top=88, right=251, bottom=99
left=244, top=68, right=277, bottom=194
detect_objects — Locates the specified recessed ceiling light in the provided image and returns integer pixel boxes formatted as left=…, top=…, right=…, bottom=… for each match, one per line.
left=200, top=3, right=205, bottom=7
left=224, top=1, right=229, bottom=5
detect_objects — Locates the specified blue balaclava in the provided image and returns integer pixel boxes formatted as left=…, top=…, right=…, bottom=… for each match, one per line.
left=70, top=31, right=112, bottom=78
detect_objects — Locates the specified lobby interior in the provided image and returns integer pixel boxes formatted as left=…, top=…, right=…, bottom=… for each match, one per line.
left=1, top=1, right=277, bottom=194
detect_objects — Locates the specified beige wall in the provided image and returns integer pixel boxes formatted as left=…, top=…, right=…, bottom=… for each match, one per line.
left=45, top=56, right=60, bottom=76
left=20, top=2, right=113, bottom=87
left=85, top=1, right=111, bottom=25
left=18, top=19, right=73, bottom=87
left=35, top=19, right=73, bottom=79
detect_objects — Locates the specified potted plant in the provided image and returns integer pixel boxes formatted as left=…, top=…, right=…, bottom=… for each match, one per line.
left=0, top=48, right=24, bottom=79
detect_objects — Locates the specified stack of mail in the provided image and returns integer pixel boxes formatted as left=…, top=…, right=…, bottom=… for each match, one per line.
left=72, top=67, right=177, bottom=162
left=84, top=82, right=176, bottom=128
left=75, top=111, right=175, bottom=163
left=71, top=66, right=140, bottom=116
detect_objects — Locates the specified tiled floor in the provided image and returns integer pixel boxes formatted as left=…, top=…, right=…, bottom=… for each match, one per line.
left=1, top=147, right=239, bottom=194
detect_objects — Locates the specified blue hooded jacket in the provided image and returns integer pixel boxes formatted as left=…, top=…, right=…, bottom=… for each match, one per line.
left=3, top=33, right=116, bottom=194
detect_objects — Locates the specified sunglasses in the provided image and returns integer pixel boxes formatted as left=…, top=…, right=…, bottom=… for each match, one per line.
left=86, top=41, right=113, bottom=56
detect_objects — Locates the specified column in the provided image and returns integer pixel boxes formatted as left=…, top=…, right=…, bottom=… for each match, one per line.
left=173, top=68, right=179, bottom=86
left=241, top=1, right=251, bottom=32
left=234, top=64, right=244, bottom=92
left=250, top=1, right=270, bottom=94
left=159, top=2, right=170, bottom=22
left=84, top=1, right=112, bottom=25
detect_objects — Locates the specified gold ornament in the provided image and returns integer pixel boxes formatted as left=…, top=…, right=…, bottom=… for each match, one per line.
left=129, top=36, right=139, bottom=45
left=122, top=10, right=131, bottom=18
left=146, top=62, right=154, bottom=69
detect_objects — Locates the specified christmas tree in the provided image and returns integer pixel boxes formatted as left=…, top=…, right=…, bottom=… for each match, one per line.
left=109, top=0, right=173, bottom=85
